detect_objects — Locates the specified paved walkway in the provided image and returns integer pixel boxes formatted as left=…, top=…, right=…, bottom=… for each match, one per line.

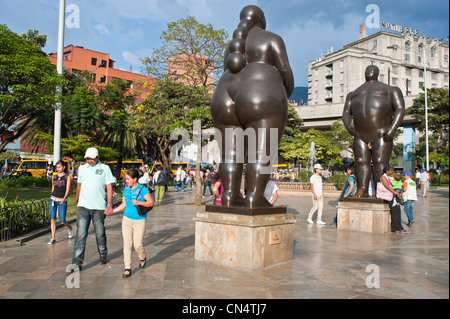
left=0, top=186, right=448, bottom=300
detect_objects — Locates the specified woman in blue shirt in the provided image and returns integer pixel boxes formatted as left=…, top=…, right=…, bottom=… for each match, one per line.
left=111, top=169, right=154, bottom=278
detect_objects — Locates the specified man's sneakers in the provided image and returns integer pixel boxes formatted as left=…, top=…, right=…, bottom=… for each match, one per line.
left=306, top=219, right=326, bottom=225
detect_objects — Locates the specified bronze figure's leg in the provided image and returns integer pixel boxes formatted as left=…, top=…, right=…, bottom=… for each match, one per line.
left=371, top=138, right=393, bottom=194
left=353, top=138, right=371, bottom=197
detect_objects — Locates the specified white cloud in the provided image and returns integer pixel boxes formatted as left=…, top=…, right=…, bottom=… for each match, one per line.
left=93, top=24, right=111, bottom=36
left=122, top=51, right=142, bottom=66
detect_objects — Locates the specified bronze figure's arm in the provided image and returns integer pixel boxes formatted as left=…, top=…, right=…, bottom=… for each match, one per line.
left=342, top=91, right=355, bottom=136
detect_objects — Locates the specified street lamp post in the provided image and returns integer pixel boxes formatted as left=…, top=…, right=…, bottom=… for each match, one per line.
left=54, top=0, right=66, bottom=165
left=387, top=44, right=429, bottom=171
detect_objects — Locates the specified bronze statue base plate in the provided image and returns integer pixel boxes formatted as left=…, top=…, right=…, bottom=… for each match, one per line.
left=204, top=204, right=287, bottom=216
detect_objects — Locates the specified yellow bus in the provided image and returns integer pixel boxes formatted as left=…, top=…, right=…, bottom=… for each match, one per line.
left=149, top=162, right=189, bottom=176
left=14, top=159, right=70, bottom=177
left=105, top=160, right=144, bottom=179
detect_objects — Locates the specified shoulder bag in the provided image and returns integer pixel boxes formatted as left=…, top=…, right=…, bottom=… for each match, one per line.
left=135, top=185, right=153, bottom=216
left=376, top=176, right=393, bottom=201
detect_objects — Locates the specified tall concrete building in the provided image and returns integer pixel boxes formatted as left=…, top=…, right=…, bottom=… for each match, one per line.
left=300, top=25, right=449, bottom=130
left=298, top=25, right=449, bottom=171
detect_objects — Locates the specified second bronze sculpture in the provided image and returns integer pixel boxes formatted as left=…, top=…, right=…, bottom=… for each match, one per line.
left=211, top=5, right=294, bottom=208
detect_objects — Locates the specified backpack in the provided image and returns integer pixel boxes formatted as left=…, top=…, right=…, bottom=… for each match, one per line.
left=156, top=170, right=168, bottom=186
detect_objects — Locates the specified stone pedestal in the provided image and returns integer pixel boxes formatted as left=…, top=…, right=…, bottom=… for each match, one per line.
left=194, top=210, right=296, bottom=271
left=337, top=198, right=391, bottom=233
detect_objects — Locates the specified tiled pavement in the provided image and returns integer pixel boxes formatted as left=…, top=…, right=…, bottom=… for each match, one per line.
left=0, top=186, right=448, bottom=300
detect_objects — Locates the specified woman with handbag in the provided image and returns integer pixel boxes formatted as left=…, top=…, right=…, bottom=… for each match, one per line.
left=111, top=169, right=154, bottom=277
left=378, top=166, right=410, bottom=234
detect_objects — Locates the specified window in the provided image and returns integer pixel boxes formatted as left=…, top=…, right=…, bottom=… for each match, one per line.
left=418, top=45, right=424, bottom=64
left=406, top=68, right=412, bottom=77
left=340, top=83, right=344, bottom=92
left=405, top=42, right=411, bottom=64
left=339, top=72, right=344, bottom=80
left=431, top=72, right=437, bottom=81
left=340, top=60, right=344, bottom=68
left=100, top=75, right=106, bottom=83
left=419, top=81, right=424, bottom=89
left=392, top=66, right=398, bottom=74
left=91, top=73, right=96, bottom=81
left=379, top=74, right=385, bottom=83
left=430, top=46, right=436, bottom=60
left=91, top=57, right=97, bottom=66
left=419, top=70, right=424, bottom=78
left=392, top=77, right=398, bottom=85
left=444, top=56, right=449, bottom=68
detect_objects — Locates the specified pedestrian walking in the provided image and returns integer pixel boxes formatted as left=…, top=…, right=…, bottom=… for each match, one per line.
left=48, top=160, right=73, bottom=245
left=69, top=148, right=116, bottom=271
left=138, top=165, right=151, bottom=191
left=202, top=169, right=214, bottom=198
left=153, top=166, right=168, bottom=203
left=419, top=169, right=431, bottom=197
left=415, top=168, right=421, bottom=189
left=264, top=180, right=279, bottom=205
left=402, top=172, right=417, bottom=226
left=307, top=164, right=325, bottom=225
left=111, top=169, right=154, bottom=278
left=174, top=165, right=185, bottom=192
left=322, top=168, right=332, bottom=183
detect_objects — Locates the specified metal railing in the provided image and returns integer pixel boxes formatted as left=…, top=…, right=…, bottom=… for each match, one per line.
left=0, top=200, right=50, bottom=242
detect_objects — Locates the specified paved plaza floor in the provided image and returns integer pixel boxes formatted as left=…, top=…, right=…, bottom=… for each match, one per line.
left=0, top=186, right=448, bottom=302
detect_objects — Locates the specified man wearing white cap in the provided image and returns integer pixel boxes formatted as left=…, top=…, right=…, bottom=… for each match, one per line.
left=307, top=164, right=326, bottom=225
left=70, top=147, right=116, bottom=270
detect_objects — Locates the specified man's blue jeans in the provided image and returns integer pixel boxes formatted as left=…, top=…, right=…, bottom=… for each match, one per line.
left=203, top=181, right=213, bottom=196
left=175, top=180, right=185, bottom=191
left=72, top=207, right=107, bottom=266
left=403, top=200, right=415, bottom=223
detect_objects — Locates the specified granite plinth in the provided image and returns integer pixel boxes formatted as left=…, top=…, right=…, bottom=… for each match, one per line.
left=337, top=198, right=391, bottom=233
left=194, top=211, right=296, bottom=270
left=204, top=204, right=287, bottom=215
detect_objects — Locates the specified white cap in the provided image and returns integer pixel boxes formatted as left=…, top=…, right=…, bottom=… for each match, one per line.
left=313, top=164, right=323, bottom=170
left=84, top=147, right=99, bottom=159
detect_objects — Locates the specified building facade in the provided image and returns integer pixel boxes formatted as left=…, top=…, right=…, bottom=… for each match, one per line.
left=298, top=25, right=449, bottom=172
left=300, top=25, right=449, bottom=130
left=48, top=45, right=154, bottom=103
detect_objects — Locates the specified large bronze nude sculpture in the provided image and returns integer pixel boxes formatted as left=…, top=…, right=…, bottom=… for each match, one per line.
left=342, top=65, right=405, bottom=197
left=211, top=5, right=294, bottom=208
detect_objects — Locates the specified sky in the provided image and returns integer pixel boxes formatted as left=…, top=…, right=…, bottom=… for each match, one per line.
left=1, top=0, right=448, bottom=87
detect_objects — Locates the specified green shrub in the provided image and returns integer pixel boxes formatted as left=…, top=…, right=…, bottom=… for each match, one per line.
left=328, top=173, right=348, bottom=190
left=0, top=176, right=52, bottom=188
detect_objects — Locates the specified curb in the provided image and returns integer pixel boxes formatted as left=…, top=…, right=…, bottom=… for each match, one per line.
left=0, top=217, right=77, bottom=249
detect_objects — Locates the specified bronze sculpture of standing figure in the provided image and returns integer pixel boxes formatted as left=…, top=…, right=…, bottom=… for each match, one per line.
left=211, top=5, right=294, bottom=208
left=342, top=65, right=405, bottom=197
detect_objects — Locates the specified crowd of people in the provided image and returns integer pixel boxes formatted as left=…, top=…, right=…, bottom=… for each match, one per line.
left=45, top=147, right=434, bottom=278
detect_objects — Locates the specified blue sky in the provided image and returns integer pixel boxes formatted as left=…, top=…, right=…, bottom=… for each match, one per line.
left=1, top=0, right=448, bottom=86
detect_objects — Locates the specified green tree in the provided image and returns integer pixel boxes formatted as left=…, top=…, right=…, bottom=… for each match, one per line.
left=141, top=16, right=227, bottom=205
left=142, top=16, right=229, bottom=88
left=96, top=78, right=144, bottom=179
left=280, top=129, right=342, bottom=168
left=407, top=88, right=449, bottom=168
left=324, top=119, right=354, bottom=160
left=134, top=79, right=211, bottom=173
left=0, top=25, right=63, bottom=152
